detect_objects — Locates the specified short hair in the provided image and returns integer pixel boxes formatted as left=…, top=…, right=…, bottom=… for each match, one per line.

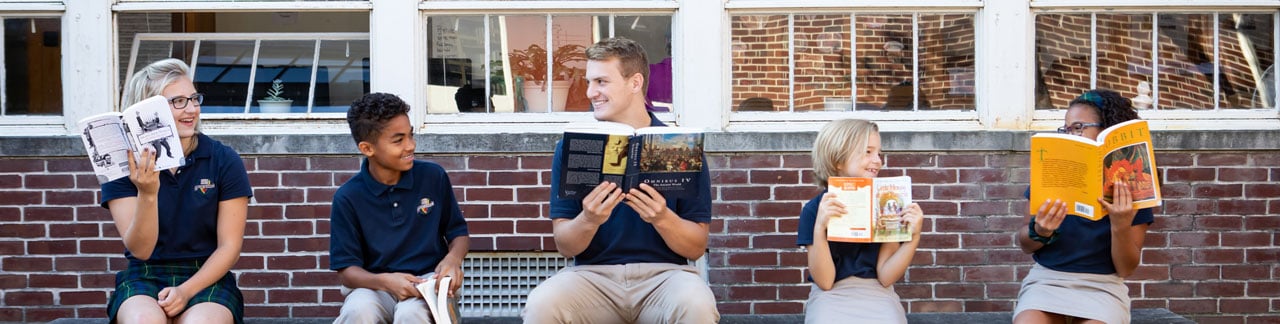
left=586, top=37, right=650, bottom=95
left=1070, top=89, right=1139, bottom=129
left=811, top=119, right=880, bottom=188
left=346, top=92, right=410, bottom=144
left=121, top=58, right=191, bottom=108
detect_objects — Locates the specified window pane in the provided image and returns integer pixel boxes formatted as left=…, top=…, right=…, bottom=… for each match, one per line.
left=1035, top=14, right=1092, bottom=110
left=316, top=39, right=370, bottom=113
left=793, top=14, right=851, bottom=112
left=501, top=15, right=551, bottom=113
left=855, top=14, right=914, bottom=110
left=1096, top=14, right=1154, bottom=110
left=611, top=15, right=674, bottom=111
left=119, top=12, right=369, bottom=114
left=551, top=15, right=594, bottom=112
left=1219, top=13, right=1275, bottom=109
left=193, top=41, right=255, bottom=113
left=918, top=13, right=975, bottom=110
left=731, top=14, right=789, bottom=112
left=252, top=40, right=315, bottom=114
left=3, top=17, right=61, bottom=116
left=427, top=15, right=491, bottom=113
left=1156, top=13, right=1214, bottom=109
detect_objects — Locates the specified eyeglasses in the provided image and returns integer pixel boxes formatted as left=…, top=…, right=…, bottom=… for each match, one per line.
left=1057, top=122, right=1102, bottom=135
left=168, top=93, right=204, bottom=109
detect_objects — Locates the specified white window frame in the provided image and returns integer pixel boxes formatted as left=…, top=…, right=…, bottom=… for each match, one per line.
left=0, top=3, right=65, bottom=136
left=416, top=1, right=681, bottom=134
left=721, top=1, right=996, bottom=132
left=1028, top=0, right=1280, bottom=131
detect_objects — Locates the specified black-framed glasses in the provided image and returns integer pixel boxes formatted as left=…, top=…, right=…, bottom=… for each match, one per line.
left=1056, top=122, right=1102, bottom=135
left=168, top=93, right=204, bottom=109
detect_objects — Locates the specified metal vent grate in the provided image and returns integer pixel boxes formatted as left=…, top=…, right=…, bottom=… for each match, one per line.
left=460, top=252, right=571, bottom=317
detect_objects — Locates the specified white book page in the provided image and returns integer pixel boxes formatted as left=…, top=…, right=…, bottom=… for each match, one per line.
left=122, top=96, right=186, bottom=171
left=414, top=277, right=456, bottom=324
left=77, top=112, right=130, bottom=184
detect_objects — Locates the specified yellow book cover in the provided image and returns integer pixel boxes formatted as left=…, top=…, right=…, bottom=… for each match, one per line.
left=826, top=176, right=913, bottom=243
left=1030, top=119, right=1162, bottom=221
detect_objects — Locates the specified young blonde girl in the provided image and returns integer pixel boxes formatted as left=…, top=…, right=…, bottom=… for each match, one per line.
left=797, top=119, right=925, bottom=323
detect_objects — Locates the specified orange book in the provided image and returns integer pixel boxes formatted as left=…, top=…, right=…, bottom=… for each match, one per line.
left=1030, top=119, right=1162, bottom=221
left=825, top=176, right=913, bottom=243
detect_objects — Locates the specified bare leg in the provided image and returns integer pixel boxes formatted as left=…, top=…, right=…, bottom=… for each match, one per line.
left=116, top=295, right=168, bottom=324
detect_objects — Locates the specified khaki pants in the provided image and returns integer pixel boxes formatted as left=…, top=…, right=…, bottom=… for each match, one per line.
left=335, top=273, right=451, bottom=324
left=522, top=263, right=719, bottom=324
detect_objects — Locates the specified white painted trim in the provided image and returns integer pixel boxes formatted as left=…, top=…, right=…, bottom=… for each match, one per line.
left=1213, top=12, right=1221, bottom=110
left=912, top=12, right=920, bottom=111
left=725, top=0, right=984, bottom=10
left=0, top=3, right=63, bottom=11
left=787, top=13, right=794, bottom=111
left=112, top=1, right=372, bottom=12
left=675, top=0, right=726, bottom=130
left=730, top=110, right=978, bottom=123
left=60, top=0, right=112, bottom=134
left=371, top=0, right=424, bottom=128
left=419, top=1, right=678, bottom=11
left=979, top=0, right=1033, bottom=129
left=1030, top=0, right=1280, bottom=9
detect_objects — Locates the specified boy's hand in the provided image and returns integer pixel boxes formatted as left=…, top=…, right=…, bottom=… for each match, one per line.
left=1100, top=181, right=1137, bottom=229
left=625, top=183, right=675, bottom=226
left=156, top=285, right=190, bottom=317
left=581, top=181, right=624, bottom=225
left=434, top=255, right=464, bottom=298
left=378, top=272, right=425, bottom=301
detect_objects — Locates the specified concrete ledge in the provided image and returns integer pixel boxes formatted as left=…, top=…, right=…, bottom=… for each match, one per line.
left=5, top=129, right=1279, bottom=157
left=45, top=308, right=1192, bottom=324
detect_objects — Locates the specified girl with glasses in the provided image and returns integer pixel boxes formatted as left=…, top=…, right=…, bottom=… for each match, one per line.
left=103, top=58, right=252, bottom=324
left=1014, top=89, right=1155, bottom=324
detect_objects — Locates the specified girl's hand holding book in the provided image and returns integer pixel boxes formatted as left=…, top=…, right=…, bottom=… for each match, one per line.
left=1099, top=181, right=1137, bottom=227
left=814, top=192, right=846, bottom=233
left=127, top=149, right=160, bottom=195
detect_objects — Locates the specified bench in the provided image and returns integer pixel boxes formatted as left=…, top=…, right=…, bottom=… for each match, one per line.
left=47, top=308, right=1193, bottom=324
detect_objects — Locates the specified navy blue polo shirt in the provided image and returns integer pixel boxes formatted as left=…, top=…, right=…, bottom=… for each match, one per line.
left=101, top=133, right=253, bottom=262
left=329, top=160, right=469, bottom=275
left=549, top=113, right=713, bottom=266
left=797, top=190, right=881, bottom=282
left=1025, top=189, right=1155, bottom=274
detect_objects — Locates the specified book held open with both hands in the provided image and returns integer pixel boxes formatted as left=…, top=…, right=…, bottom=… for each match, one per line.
left=414, top=276, right=459, bottom=324
left=1030, top=119, right=1162, bottom=221
left=557, top=121, right=705, bottom=200
left=77, top=95, right=185, bottom=184
left=825, top=176, right=914, bottom=243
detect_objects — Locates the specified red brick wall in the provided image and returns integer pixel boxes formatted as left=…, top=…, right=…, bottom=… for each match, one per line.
left=2, top=151, right=1279, bottom=322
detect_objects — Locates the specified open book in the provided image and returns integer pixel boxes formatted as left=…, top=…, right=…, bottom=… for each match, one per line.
left=1030, top=119, right=1161, bottom=221
left=414, top=277, right=459, bottom=324
left=825, top=176, right=913, bottom=243
left=77, top=95, right=185, bottom=184
left=557, top=121, right=705, bottom=200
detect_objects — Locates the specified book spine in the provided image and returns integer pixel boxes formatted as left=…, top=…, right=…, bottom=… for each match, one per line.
left=624, top=134, right=642, bottom=191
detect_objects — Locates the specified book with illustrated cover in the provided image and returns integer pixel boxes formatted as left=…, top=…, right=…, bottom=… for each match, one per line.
left=77, top=95, right=186, bottom=184
left=1030, top=119, right=1161, bottom=221
left=414, top=276, right=459, bottom=324
left=557, top=121, right=705, bottom=200
left=825, top=176, right=913, bottom=243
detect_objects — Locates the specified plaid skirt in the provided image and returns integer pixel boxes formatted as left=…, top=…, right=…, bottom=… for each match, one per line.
left=107, top=258, right=243, bottom=324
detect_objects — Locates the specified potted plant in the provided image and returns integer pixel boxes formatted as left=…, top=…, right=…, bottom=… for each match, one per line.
left=257, top=79, right=293, bottom=113
left=508, top=43, right=586, bottom=112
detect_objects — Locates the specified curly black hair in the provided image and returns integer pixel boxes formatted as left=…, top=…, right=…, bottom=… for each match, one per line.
left=347, top=92, right=410, bottom=144
left=1069, top=89, right=1139, bottom=129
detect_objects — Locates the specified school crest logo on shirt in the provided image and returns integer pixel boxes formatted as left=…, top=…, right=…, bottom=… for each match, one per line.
left=417, top=198, right=435, bottom=215
left=194, top=179, right=216, bottom=194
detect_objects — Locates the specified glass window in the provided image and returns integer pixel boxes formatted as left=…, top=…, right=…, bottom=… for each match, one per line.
left=1035, top=12, right=1276, bottom=110
left=425, top=13, right=673, bottom=114
left=730, top=12, right=976, bottom=112
left=2, top=16, right=61, bottom=116
left=118, top=12, right=369, bottom=115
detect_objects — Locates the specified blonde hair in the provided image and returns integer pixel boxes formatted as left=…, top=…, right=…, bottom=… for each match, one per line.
left=811, top=119, right=879, bottom=188
left=121, top=58, right=192, bottom=108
